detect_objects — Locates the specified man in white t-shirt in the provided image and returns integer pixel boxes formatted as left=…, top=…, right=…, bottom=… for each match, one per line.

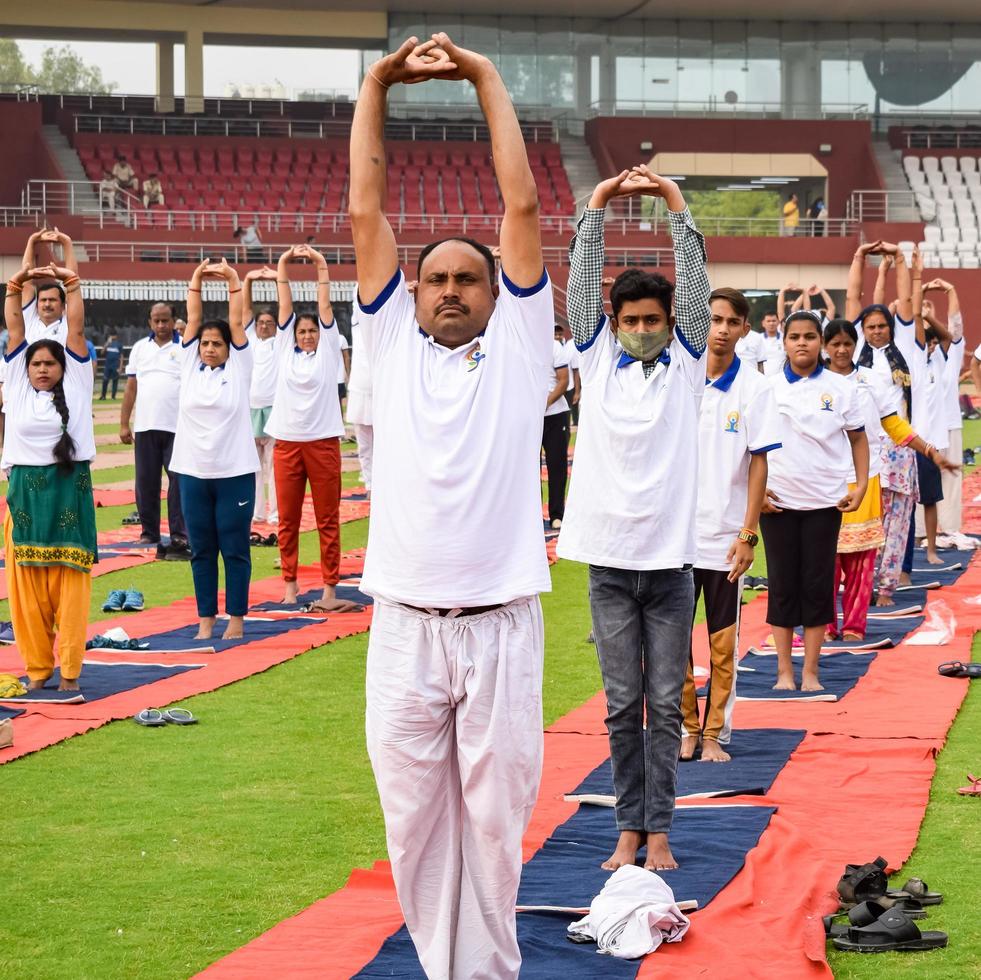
left=556, top=323, right=581, bottom=421
left=733, top=321, right=766, bottom=373
left=350, top=35, right=553, bottom=980
left=542, top=338, right=570, bottom=528
left=18, top=228, right=77, bottom=347
left=336, top=330, right=351, bottom=405
left=759, top=310, right=784, bottom=376
left=557, top=164, right=710, bottom=873
left=680, top=287, right=780, bottom=763
left=120, top=302, right=189, bottom=558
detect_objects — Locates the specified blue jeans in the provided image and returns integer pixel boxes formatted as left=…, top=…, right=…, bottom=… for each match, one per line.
left=588, top=564, right=695, bottom=834
left=180, top=472, right=255, bottom=617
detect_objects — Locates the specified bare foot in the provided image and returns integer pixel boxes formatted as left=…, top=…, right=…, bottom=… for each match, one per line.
left=842, top=631, right=863, bottom=642
left=679, top=734, right=699, bottom=761
left=308, top=585, right=364, bottom=614
left=195, top=616, right=216, bottom=640
left=282, top=580, right=299, bottom=604
left=58, top=678, right=80, bottom=692
left=801, top=673, right=825, bottom=692
left=28, top=678, right=49, bottom=691
left=926, top=552, right=944, bottom=565
left=899, top=573, right=912, bottom=587
left=875, top=594, right=895, bottom=607
left=824, top=631, right=838, bottom=643
left=601, top=830, right=643, bottom=871
left=644, top=833, right=679, bottom=871
left=773, top=673, right=796, bottom=691
left=699, top=739, right=731, bottom=763
left=223, top=615, right=244, bottom=640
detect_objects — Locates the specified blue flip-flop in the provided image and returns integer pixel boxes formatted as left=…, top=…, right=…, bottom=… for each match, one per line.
left=134, top=709, right=166, bottom=727
left=161, top=708, right=198, bottom=725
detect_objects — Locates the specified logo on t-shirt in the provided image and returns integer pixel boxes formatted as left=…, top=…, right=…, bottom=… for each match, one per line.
left=465, top=342, right=485, bottom=373
left=724, top=411, right=740, bottom=433
left=819, top=393, right=834, bottom=412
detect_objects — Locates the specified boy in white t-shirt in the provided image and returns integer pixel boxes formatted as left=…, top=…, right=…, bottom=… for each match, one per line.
left=680, top=288, right=780, bottom=763
left=350, top=35, right=553, bottom=980
left=557, top=164, right=710, bottom=873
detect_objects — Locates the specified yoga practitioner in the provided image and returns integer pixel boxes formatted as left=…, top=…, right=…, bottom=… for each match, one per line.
left=243, top=266, right=280, bottom=525
left=351, top=35, right=553, bottom=979
left=558, top=163, right=711, bottom=871
left=169, top=259, right=259, bottom=641
left=19, top=228, right=77, bottom=345
left=2, top=262, right=95, bottom=692
left=542, top=337, right=570, bottom=528
left=733, top=319, right=766, bottom=372
left=760, top=310, right=870, bottom=691
left=266, top=245, right=359, bottom=613
left=823, top=317, right=955, bottom=642
left=120, top=301, right=190, bottom=559
left=759, top=308, right=784, bottom=376
left=345, top=300, right=374, bottom=494
left=680, top=287, right=780, bottom=763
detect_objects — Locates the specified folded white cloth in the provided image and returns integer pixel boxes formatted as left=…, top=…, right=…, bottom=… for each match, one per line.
left=567, top=864, right=691, bottom=958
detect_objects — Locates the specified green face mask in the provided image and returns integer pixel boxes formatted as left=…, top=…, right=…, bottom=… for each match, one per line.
left=617, top=327, right=671, bottom=362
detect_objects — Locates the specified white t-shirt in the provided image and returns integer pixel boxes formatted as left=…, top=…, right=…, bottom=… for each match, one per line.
left=734, top=330, right=766, bottom=369
left=126, top=334, right=182, bottom=433
left=336, top=333, right=350, bottom=385
left=557, top=322, right=707, bottom=570
left=892, top=316, right=948, bottom=451
left=696, top=357, right=781, bottom=571
left=244, top=320, right=278, bottom=410
left=264, top=314, right=344, bottom=442
left=22, top=297, right=68, bottom=347
left=847, top=365, right=904, bottom=481
left=564, top=343, right=581, bottom=392
left=761, top=333, right=784, bottom=376
left=346, top=309, right=372, bottom=425
left=545, top=339, right=570, bottom=417
left=942, top=339, right=964, bottom=432
left=1, top=340, right=96, bottom=472
left=169, top=339, right=260, bottom=479
left=356, top=268, right=553, bottom=606
left=766, top=362, right=866, bottom=511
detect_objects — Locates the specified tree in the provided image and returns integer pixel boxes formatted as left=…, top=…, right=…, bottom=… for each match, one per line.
left=0, top=38, right=116, bottom=95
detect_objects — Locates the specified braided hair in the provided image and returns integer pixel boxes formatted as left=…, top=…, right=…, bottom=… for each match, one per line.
left=25, top=339, right=76, bottom=473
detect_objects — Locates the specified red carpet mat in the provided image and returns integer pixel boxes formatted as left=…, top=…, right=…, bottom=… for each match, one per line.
left=0, top=550, right=370, bottom=766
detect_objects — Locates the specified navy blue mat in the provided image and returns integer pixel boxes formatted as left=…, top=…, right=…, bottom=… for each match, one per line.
left=145, top=617, right=328, bottom=652
left=251, top=576, right=372, bottom=613
left=701, top=652, right=876, bottom=701
left=0, top=662, right=202, bottom=704
left=0, top=704, right=25, bottom=720
left=822, top=610, right=922, bottom=650
left=909, top=547, right=973, bottom=587
left=572, top=729, right=806, bottom=799
left=356, top=805, right=775, bottom=978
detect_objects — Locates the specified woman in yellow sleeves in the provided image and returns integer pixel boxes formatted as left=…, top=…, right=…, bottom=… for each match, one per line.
left=2, top=262, right=96, bottom=692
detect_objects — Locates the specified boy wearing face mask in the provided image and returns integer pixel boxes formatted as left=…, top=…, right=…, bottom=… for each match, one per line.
left=557, top=165, right=710, bottom=873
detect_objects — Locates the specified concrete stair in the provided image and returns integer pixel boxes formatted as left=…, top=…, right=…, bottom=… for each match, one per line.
left=873, top=137, right=920, bottom=223
left=559, top=133, right=601, bottom=214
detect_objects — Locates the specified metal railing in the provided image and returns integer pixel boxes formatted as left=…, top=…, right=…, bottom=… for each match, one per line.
left=71, top=112, right=556, bottom=142
left=76, top=239, right=676, bottom=269
left=898, top=128, right=981, bottom=150
left=587, top=99, right=868, bottom=120
left=23, top=179, right=140, bottom=214
left=846, top=189, right=922, bottom=223
left=0, top=207, right=42, bottom=228
left=51, top=93, right=355, bottom=116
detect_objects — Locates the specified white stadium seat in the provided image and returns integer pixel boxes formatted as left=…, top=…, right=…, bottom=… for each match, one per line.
left=904, top=155, right=921, bottom=173
left=923, top=156, right=940, bottom=173
left=921, top=249, right=940, bottom=268
left=941, top=156, right=959, bottom=174
left=961, top=252, right=980, bottom=268
left=961, top=157, right=978, bottom=173
left=940, top=250, right=960, bottom=268
left=923, top=225, right=943, bottom=244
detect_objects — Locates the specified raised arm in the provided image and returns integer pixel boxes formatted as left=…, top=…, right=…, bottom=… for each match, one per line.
left=296, top=244, right=334, bottom=324
left=4, top=266, right=31, bottom=351
left=54, top=263, right=86, bottom=359
left=816, top=286, right=836, bottom=319
left=222, top=261, right=245, bottom=344
left=184, top=259, right=209, bottom=345
left=911, top=248, right=926, bottom=349
left=41, top=228, right=78, bottom=275
left=435, top=34, right=542, bottom=287
left=873, top=253, right=893, bottom=307
left=350, top=38, right=455, bottom=304
left=880, top=243, right=913, bottom=323
left=19, top=230, right=44, bottom=308
left=776, top=284, right=791, bottom=323
left=796, top=288, right=810, bottom=312
left=846, top=241, right=881, bottom=321
left=276, top=248, right=296, bottom=324
left=243, top=266, right=275, bottom=325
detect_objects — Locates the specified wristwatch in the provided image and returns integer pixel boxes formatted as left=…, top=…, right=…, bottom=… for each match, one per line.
left=737, top=529, right=759, bottom=547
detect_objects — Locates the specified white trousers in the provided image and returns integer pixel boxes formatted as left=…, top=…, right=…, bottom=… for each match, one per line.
left=366, top=597, right=545, bottom=980
left=353, top=423, right=373, bottom=491
left=253, top=435, right=277, bottom=522
left=938, top=428, right=963, bottom=535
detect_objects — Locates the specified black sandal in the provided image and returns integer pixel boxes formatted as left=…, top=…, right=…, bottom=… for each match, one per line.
left=823, top=898, right=925, bottom=938
left=837, top=857, right=888, bottom=908
left=831, top=908, right=947, bottom=952
left=886, top=877, right=944, bottom=906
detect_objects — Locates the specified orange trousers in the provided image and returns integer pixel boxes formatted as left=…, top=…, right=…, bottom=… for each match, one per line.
left=3, top=511, right=91, bottom=683
left=273, top=437, right=341, bottom=586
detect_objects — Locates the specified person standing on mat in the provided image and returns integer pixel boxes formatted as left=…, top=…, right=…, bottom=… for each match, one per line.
left=760, top=310, right=870, bottom=692
left=266, top=245, right=360, bottom=614
left=2, top=261, right=96, bottom=693
left=557, top=163, right=710, bottom=872
left=351, top=35, right=553, bottom=980
left=542, top=337, right=570, bottom=528
left=680, top=287, right=780, bottom=763
left=120, top=302, right=190, bottom=560
left=18, top=228, right=76, bottom=346
left=345, top=297, right=374, bottom=494
left=169, top=259, right=259, bottom=641
left=242, top=266, right=280, bottom=526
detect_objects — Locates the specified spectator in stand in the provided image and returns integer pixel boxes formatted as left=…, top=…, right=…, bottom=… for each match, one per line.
left=99, top=171, right=116, bottom=209
left=807, top=197, right=827, bottom=237
left=760, top=309, right=784, bottom=376
left=112, top=156, right=139, bottom=195
left=142, top=174, right=165, bottom=209
left=101, top=332, right=123, bottom=399
left=781, top=193, right=799, bottom=237
left=233, top=224, right=264, bottom=263
left=120, top=301, right=191, bottom=560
